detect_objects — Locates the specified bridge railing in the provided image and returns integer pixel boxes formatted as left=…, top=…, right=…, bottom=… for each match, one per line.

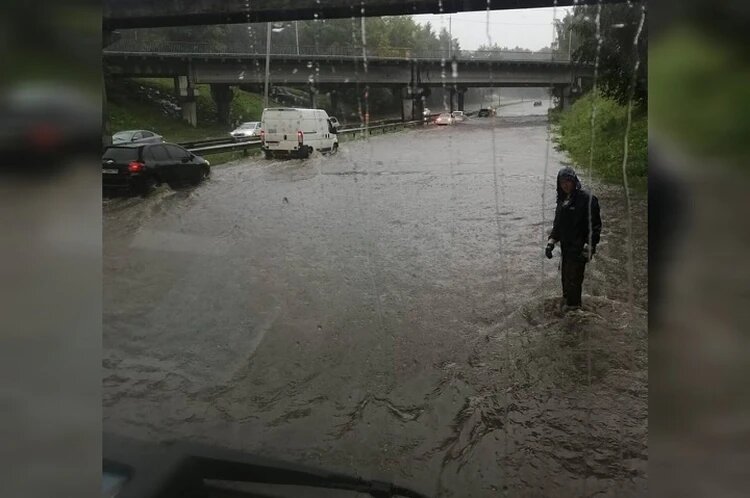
left=105, top=40, right=571, bottom=62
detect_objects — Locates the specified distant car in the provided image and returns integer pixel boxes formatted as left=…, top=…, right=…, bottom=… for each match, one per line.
left=230, top=122, right=262, bottom=141
left=328, top=116, right=341, bottom=129
left=434, top=113, right=455, bottom=125
left=112, top=130, right=164, bottom=145
left=533, top=100, right=543, bottom=107
left=451, top=111, right=466, bottom=122
left=477, top=108, right=492, bottom=117
left=102, top=142, right=210, bottom=195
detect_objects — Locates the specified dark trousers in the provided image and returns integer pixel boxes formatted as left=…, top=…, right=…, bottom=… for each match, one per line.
left=561, top=253, right=587, bottom=306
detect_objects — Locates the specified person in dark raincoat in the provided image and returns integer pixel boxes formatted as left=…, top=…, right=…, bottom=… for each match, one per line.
left=545, top=167, right=602, bottom=311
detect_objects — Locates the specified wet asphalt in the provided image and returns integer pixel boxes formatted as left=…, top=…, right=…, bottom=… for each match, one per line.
left=104, top=101, right=647, bottom=497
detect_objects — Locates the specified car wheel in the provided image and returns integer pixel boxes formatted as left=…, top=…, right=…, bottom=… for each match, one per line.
left=191, top=166, right=210, bottom=185
left=138, top=175, right=157, bottom=197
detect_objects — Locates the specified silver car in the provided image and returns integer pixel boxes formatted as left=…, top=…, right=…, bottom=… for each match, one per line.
left=231, top=122, right=262, bottom=141
left=434, top=113, right=455, bottom=125
left=112, top=130, right=164, bottom=145
left=451, top=111, right=466, bottom=122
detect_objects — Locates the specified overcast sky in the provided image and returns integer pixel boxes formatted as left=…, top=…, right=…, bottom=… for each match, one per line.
left=411, top=7, right=573, bottom=51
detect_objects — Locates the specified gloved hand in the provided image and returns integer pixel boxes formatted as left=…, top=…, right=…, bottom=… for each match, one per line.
left=581, top=244, right=595, bottom=262
left=545, top=241, right=555, bottom=259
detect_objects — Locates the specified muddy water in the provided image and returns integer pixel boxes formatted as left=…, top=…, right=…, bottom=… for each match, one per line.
left=104, top=104, right=647, bottom=497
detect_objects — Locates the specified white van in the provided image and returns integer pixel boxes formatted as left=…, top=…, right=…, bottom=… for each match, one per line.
left=260, top=108, right=339, bottom=159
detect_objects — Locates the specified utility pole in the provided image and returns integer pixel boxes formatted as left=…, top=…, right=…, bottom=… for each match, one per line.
left=264, top=22, right=272, bottom=108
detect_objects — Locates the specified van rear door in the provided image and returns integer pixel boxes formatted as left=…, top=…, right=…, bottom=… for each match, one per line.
left=262, top=109, right=301, bottom=151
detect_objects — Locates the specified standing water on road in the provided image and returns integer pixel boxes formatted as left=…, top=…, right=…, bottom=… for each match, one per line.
left=104, top=103, right=647, bottom=496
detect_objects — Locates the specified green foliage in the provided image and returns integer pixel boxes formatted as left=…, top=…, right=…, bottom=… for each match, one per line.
left=554, top=3, right=647, bottom=106
left=108, top=99, right=226, bottom=143
left=107, top=78, right=278, bottom=143
left=556, top=92, right=647, bottom=183
left=129, top=78, right=275, bottom=126
left=122, top=17, right=459, bottom=56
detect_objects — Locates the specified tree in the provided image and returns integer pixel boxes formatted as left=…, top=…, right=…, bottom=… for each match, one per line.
left=555, top=2, right=647, bottom=105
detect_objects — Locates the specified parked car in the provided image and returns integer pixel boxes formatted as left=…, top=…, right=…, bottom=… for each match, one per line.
left=260, top=108, right=338, bottom=159
left=477, top=108, right=492, bottom=117
left=230, top=121, right=262, bottom=141
left=102, top=142, right=210, bottom=195
left=533, top=100, right=543, bottom=107
left=434, top=113, right=455, bottom=125
left=328, top=116, right=341, bottom=129
left=112, top=129, right=164, bottom=145
left=451, top=110, right=466, bottom=122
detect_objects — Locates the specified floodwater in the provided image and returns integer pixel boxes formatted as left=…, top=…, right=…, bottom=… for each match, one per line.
left=104, top=101, right=647, bottom=497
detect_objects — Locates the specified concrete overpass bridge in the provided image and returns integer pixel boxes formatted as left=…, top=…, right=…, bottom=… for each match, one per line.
left=104, top=0, right=628, bottom=30
left=104, top=44, right=592, bottom=125
left=102, top=0, right=624, bottom=126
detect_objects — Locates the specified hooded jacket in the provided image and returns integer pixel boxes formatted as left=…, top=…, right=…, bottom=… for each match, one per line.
left=549, top=167, right=601, bottom=254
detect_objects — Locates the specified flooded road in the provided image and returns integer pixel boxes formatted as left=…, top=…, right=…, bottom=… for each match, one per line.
left=104, top=102, right=647, bottom=497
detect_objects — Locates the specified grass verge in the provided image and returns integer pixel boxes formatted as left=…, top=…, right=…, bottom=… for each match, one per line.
left=554, top=92, right=647, bottom=188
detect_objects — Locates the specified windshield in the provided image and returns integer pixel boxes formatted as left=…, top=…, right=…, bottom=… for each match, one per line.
left=104, top=3, right=648, bottom=496
left=239, top=122, right=259, bottom=129
left=112, top=131, right=136, bottom=141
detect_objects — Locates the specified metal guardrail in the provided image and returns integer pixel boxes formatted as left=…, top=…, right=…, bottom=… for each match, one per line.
left=185, top=119, right=423, bottom=156
left=105, top=40, right=572, bottom=62
left=181, top=104, right=536, bottom=156
left=178, top=137, right=236, bottom=148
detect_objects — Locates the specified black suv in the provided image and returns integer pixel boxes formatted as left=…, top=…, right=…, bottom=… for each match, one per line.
left=102, top=143, right=210, bottom=195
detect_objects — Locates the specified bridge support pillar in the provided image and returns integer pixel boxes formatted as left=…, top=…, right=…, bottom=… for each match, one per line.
left=414, top=97, right=424, bottom=123
left=308, top=88, right=318, bottom=108
left=329, top=90, right=339, bottom=116
left=457, top=88, right=467, bottom=111
left=555, top=85, right=572, bottom=110
left=449, top=87, right=456, bottom=113
left=400, top=87, right=429, bottom=121
left=175, top=76, right=198, bottom=127
left=210, top=84, right=234, bottom=126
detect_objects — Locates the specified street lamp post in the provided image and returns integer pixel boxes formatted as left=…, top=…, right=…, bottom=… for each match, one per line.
left=264, top=22, right=272, bottom=109
left=295, top=21, right=300, bottom=55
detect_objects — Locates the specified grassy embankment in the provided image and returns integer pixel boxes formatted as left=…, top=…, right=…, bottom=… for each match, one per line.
left=551, top=92, right=647, bottom=190
left=106, top=78, right=286, bottom=164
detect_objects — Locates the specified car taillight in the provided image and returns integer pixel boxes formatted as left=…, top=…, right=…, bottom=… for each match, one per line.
left=128, top=161, right=145, bottom=173
left=260, top=130, right=265, bottom=144
left=297, top=130, right=303, bottom=144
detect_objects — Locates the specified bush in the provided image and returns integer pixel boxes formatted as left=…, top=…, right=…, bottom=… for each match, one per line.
left=556, top=92, right=647, bottom=184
